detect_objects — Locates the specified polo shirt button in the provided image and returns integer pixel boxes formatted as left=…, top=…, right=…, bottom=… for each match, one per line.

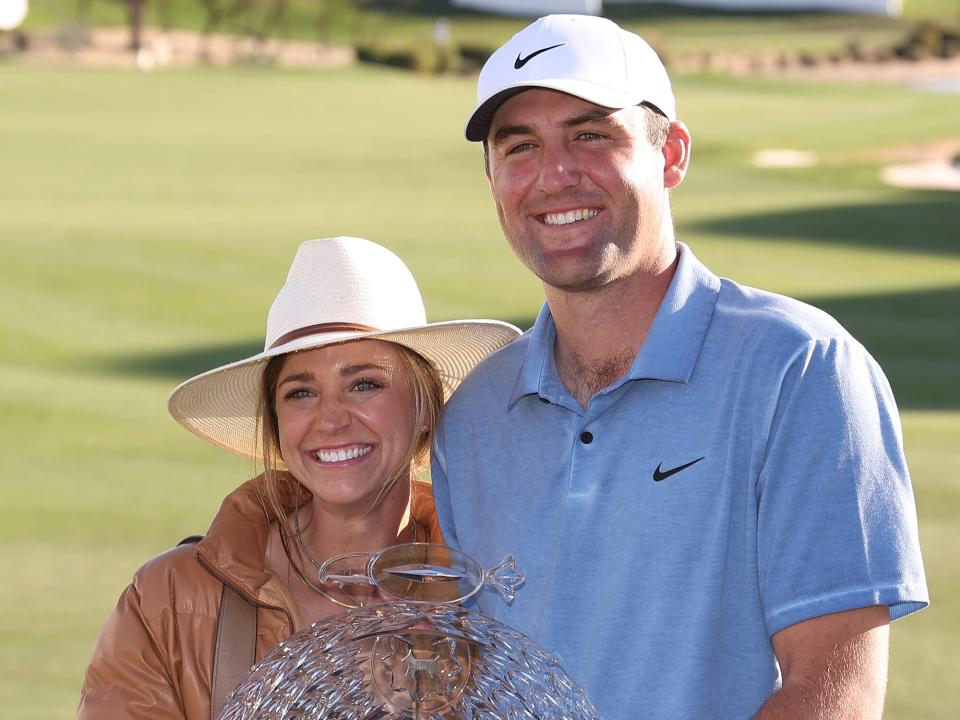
left=580, top=431, right=593, bottom=444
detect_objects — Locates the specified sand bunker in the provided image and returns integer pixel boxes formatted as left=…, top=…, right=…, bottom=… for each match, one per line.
left=751, top=149, right=819, bottom=168
left=752, top=142, right=960, bottom=191
left=882, top=159, right=960, bottom=190
left=876, top=139, right=960, bottom=191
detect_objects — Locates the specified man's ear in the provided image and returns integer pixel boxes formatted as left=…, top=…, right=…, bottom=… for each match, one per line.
left=663, top=121, right=692, bottom=189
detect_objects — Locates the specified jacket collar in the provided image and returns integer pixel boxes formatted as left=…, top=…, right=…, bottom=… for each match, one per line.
left=195, top=473, right=306, bottom=605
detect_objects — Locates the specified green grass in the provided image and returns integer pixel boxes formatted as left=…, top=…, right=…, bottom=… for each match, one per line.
left=1, top=59, right=958, bottom=718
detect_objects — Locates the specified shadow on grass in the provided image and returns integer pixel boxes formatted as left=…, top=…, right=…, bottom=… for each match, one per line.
left=99, top=341, right=264, bottom=383
left=802, top=285, right=960, bottom=411
left=96, top=282, right=956, bottom=412
left=689, top=194, right=960, bottom=258
left=96, top=316, right=537, bottom=382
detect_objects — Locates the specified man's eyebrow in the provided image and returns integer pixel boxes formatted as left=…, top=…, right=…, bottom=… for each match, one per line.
left=561, top=108, right=615, bottom=128
left=491, top=123, right=534, bottom=145
left=491, top=109, right=617, bottom=145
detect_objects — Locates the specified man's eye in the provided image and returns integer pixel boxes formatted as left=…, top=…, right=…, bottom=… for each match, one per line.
left=577, top=132, right=605, bottom=141
left=505, top=142, right=535, bottom=155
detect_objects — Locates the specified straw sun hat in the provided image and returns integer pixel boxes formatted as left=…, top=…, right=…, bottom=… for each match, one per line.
left=168, top=237, right=521, bottom=460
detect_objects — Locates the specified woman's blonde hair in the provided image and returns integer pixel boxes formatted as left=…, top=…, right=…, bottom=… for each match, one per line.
left=254, top=341, right=444, bottom=558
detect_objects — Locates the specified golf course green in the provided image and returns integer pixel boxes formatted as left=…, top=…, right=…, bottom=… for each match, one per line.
left=1, top=56, right=957, bottom=717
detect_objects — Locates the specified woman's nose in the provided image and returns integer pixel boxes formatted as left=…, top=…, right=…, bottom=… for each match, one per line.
left=314, top=398, right=351, bottom=432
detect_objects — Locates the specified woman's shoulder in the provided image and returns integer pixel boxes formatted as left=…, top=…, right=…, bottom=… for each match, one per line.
left=129, top=539, right=222, bottom=621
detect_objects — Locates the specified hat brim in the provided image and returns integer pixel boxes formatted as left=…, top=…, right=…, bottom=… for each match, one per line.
left=466, top=80, right=659, bottom=142
left=168, top=320, right=521, bottom=461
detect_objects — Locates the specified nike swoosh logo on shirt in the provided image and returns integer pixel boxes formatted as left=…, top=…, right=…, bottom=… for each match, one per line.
left=514, top=43, right=566, bottom=69
left=653, top=456, right=705, bottom=482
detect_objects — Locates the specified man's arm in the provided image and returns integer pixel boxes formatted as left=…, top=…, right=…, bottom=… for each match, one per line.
left=754, top=605, right=889, bottom=719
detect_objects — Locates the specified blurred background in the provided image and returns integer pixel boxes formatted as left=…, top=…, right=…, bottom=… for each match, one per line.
left=1, top=1, right=958, bottom=718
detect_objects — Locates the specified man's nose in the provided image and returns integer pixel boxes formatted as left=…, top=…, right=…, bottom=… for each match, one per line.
left=537, top=143, right=581, bottom=194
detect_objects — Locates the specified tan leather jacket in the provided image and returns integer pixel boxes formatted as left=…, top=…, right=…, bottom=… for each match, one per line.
left=77, top=475, right=441, bottom=720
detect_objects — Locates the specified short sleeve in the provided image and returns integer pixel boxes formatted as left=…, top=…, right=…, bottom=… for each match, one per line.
left=756, top=337, right=928, bottom=636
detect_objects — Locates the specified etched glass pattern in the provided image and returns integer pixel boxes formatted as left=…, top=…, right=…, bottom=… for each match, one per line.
left=218, top=602, right=598, bottom=719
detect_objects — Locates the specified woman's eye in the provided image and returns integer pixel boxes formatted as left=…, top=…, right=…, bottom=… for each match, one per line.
left=282, top=388, right=314, bottom=401
left=353, top=378, right=382, bottom=392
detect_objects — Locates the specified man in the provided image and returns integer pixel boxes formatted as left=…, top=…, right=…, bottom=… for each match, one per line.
left=431, top=14, right=928, bottom=719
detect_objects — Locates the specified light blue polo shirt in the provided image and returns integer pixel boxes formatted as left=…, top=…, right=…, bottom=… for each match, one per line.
left=432, top=243, right=927, bottom=719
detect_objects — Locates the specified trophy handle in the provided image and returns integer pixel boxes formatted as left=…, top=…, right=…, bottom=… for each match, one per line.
left=485, top=554, right=525, bottom=604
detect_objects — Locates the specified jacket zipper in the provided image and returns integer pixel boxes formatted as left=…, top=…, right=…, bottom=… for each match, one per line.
left=195, top=552, right=295, bottom=634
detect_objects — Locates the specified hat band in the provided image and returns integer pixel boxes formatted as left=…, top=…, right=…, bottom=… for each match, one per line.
left=269, top=322, right=380, bottom=350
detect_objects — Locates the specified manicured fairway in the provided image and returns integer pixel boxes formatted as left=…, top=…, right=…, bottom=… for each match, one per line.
left=1, top=62, right=957, bottom=718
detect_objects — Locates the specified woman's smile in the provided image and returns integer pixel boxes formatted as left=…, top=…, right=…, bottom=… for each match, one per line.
left=310, top=443, right=374, bottom=465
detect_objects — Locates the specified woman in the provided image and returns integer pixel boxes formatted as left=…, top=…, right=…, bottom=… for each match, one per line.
left=77, top=237, right=520, bottom=719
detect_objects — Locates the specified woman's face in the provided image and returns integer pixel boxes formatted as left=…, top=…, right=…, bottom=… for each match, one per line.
left=274, top=340, right=418, bottom=514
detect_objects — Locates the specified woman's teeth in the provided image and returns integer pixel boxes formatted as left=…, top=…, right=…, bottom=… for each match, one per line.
left=315, top=446, right=372, bottom=463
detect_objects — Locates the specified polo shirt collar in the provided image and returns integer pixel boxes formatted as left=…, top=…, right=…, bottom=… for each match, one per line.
left=508, top=242, right=720, bottom=409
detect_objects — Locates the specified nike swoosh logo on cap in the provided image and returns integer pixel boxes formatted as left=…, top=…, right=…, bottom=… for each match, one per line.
left=514, top=43, right=566, bottom=69
left=652, top=456, right=705, bottom=482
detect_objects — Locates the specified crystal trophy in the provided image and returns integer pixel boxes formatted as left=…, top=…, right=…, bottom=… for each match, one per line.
left=218, top=543, right=598, bottom=719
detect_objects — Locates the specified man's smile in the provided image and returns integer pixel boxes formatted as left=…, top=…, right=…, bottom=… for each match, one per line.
left=539, top=208, right=601, bottom=226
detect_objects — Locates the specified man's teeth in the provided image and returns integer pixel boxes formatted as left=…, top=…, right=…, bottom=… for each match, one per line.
left=315, top=446, right=372, bottom=463
left=542, top=208, right=599, bottom=226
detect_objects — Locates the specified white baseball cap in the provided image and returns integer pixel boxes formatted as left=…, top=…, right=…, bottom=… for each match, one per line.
left=465, top=14, right=676, bottom=142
